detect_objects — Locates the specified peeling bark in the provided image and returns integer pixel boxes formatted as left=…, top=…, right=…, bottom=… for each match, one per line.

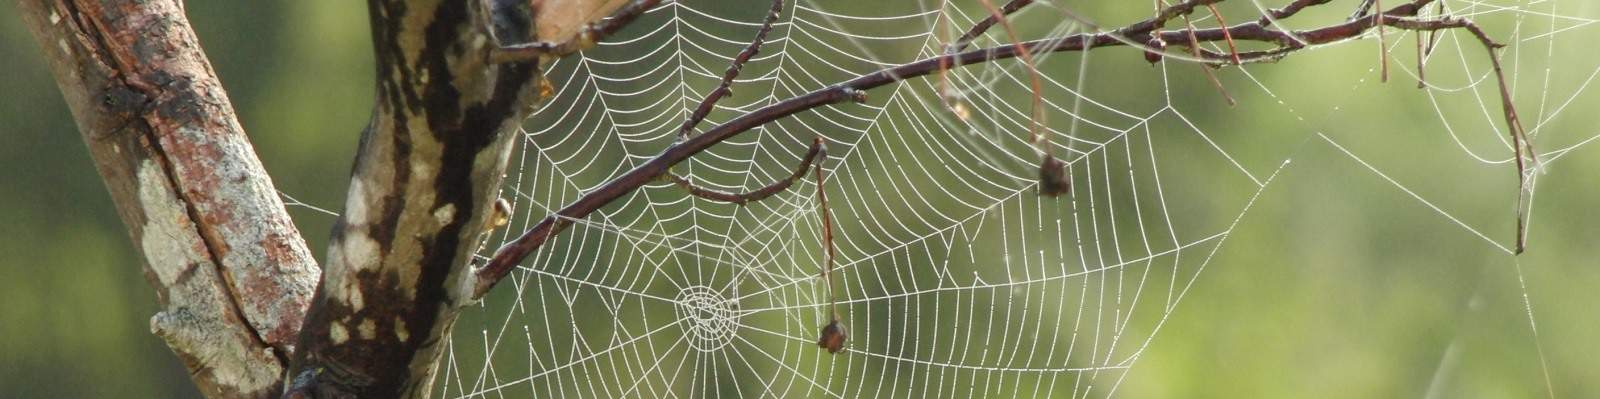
left=16, top=0, right=320, bottom=397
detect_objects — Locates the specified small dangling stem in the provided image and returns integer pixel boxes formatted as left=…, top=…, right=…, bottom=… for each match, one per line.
left=812, top=137, right=847, bottom=354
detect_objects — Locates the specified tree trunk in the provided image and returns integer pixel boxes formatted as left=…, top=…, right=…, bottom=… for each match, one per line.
left=19, top=0, right=637, bottom=396
left=16, top=1, right=320, bottom=397
left=282, top=0, right=544, bottom=396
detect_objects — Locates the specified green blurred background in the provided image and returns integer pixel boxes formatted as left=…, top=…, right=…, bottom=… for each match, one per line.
left=1, top=1, right=1596, bottom=398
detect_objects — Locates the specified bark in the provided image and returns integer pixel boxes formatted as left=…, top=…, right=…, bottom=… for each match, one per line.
left=284, top=0, right=622, bottom=396
left=16, top=0, right=321, bottom=397
left=21, top=0, right=633, bottom=396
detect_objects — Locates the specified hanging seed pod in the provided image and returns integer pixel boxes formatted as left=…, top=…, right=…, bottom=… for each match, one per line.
left=817, top=319, right=848, bottom=354
left=1039, top=155, right=1070, bottom=197
left=1144, top=37, right=1166, bottom=65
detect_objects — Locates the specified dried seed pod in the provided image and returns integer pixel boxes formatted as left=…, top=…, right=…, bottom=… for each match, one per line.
left=817, top=319, right=848, bottom=354
left=1038, top=155, right=1070, bottom=197
left=1144, top=37, right=1166, bottom=65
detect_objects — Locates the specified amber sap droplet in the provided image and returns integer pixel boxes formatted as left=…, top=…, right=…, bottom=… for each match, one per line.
left=1038, top=155, right=1070, bottom=197
left=817, top=320, right=847, bottom=354
left=1144, top=37, right=1166, bottom=65
left=490, top=198, right=512, bottom=229
left=537, top=76, right=555, bottom=99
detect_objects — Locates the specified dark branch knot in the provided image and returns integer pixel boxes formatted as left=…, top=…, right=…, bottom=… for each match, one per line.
left=842, top=87, right=868, bottom=104
left=1144, top=37, right=1167, bottom=65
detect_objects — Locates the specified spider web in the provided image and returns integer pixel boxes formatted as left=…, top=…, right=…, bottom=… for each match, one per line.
left=396, top=1, right=1600, bottom=397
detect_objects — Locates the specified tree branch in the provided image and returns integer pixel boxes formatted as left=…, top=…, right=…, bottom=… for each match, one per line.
left=476, top=0, right=1527, bottom=296
left=490, top=0, right=665, bottom=63
left=17, top=0, right=320, bottom=397
left=676, top=0, right=784, bottom=140
left=282, top=0, right=647, bottom=396
left=945, top=0, right=1034, bottom=54
left=665, top=136, right=823, bottom=205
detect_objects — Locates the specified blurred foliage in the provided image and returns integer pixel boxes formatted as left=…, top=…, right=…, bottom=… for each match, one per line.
left=1, top=1, right=1597, bottom=398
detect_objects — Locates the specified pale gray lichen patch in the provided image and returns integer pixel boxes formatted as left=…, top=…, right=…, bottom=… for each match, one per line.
left=395, top=317, right=409, bottom=342
left=433, top=204, right=456, bottom=227
left=139, top=160, right=208, bottom=286
left=160, top=125, right=318, bottom=346
left=455, top=270, right=482, bottom=308
left=410, top=156, right=436, bottom=180
left=137, top=160, right=280, bottom=393
left=330, top=323, right=349, bottom=345
left=471, top=34, right=487, bottom=52
left=324, top=238, right=368, bottom=312
left=359, top=318, right=377, bottom=340
left=348, top=283, right=366, bottom=311
left=343, top=232, right=380, bottom=271
left=345, top=179, right=369, bottom=221
left=151, top=309, right=281, bottom=395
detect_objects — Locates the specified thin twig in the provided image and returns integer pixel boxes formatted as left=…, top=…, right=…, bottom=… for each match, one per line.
left=1257, top=0, right=1333, bottom=27
left=813, top=148, right=846, bottom=353
left=1420, top=20, right=1433, bottom=87
left=1386, top=14, right=1534, bottom=253
left=936, top=0, right=963, bottom=121
left=976, top=0, right=1049, bottom=155
left=1349, top=0, right=1378, bottom=21
left=1376, top=0, right=1389, bottom=82
left=814, top=148, right=837, bottom=320
left=940, top=0, right=1034, bottom=121
left=665, top=137, right=824, bottom=205
left=947, top=0, right=1035, bottom=54
left=1418, top=1, right=1443, bottom=88
left=1176, top=6, right=1237, bottom=106
left=677, top=0, right=784, bottom=140
left=491, top=0, right=666, bottom=63
left=1206, top=3, right=1243, bottom=64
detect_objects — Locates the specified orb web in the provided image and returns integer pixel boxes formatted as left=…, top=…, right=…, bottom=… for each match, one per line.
left=335, top=0, right=1600, bottom=397
left=676, top=285, right=741, bottom=353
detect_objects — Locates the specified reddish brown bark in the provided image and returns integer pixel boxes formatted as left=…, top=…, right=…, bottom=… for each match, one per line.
left=16, top=0, right=320, bottom=397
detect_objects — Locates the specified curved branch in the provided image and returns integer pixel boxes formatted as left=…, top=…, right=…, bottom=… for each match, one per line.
left=666, top=136, right=824, bottom=205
